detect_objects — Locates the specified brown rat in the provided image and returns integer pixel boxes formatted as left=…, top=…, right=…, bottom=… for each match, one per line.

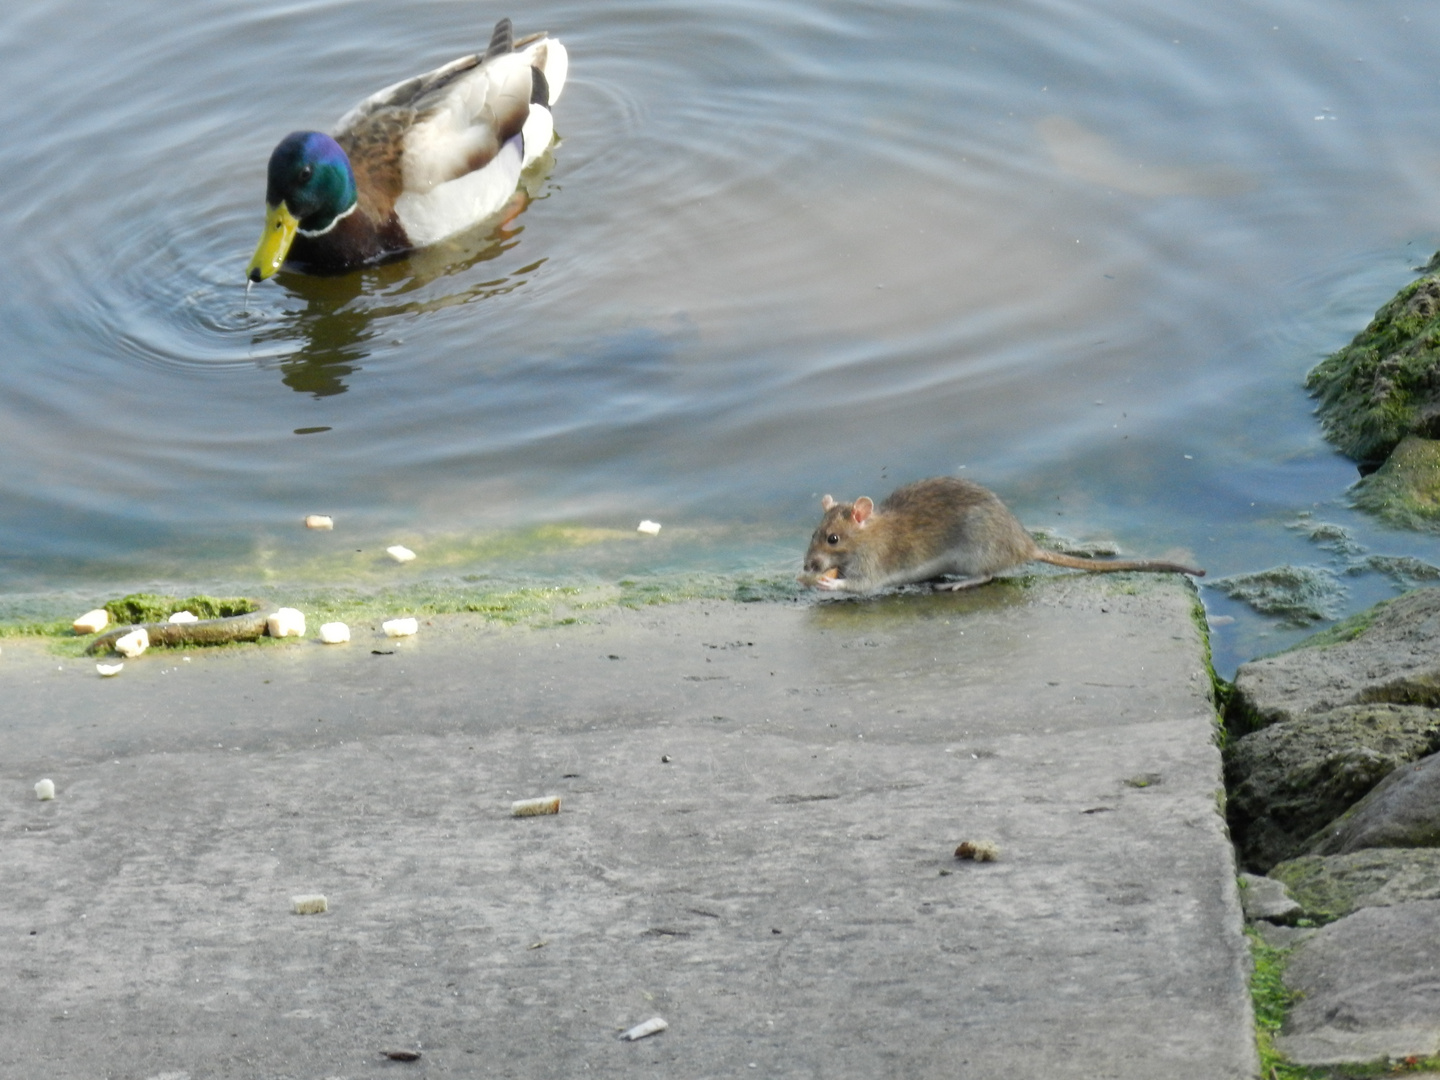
left=800, top=476, right=1204, bottom=593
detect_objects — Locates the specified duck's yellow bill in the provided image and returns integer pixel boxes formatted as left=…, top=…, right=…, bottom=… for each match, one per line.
left=247, top=202, right=300, bottom=282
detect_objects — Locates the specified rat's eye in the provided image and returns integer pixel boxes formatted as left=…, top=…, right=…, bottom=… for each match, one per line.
left=826, top=533, right=840, bottom=545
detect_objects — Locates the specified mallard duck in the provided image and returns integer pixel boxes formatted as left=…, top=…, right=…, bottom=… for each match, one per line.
left=246, top=17, right=567, bottom=281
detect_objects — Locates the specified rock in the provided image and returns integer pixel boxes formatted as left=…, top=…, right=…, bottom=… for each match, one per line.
left=1206, top=565, right=1345, bottom=625
left=1308, top=750, right=1440, bottom=856
left=1277, top=900, right=1440, bottom=1065
left=1224, top=703, right=1440, bottom=871
left=1229, top=587, right=1440, bottom=730
left=1350, top=435, right=1440, bottom=534
left=1237, top=872, right=1299, bottom=923
left=1270, top=849, right=1440, bottom=922
left=1306, top=270, right=1440, bottom=466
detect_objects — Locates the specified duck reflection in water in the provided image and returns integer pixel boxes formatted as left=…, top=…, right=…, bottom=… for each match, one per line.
left=247, top=195, right=545, bottom=398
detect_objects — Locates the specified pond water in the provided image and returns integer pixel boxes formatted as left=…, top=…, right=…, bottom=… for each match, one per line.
left=3, top=0, right=1440, bottom=674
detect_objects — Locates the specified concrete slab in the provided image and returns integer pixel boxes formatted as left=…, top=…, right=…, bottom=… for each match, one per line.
left=0, top=576, right=1255, bottom=1079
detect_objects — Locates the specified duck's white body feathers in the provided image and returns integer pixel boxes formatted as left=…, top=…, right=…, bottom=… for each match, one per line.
left=334, top=29, right=568, bottom=247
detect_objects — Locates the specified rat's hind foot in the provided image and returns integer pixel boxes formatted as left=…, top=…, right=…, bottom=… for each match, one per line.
left=934, top=574, right=993, bottom=591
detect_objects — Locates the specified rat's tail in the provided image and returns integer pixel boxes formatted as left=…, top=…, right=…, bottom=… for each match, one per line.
left=1034, top=551, right=1205, bottom=577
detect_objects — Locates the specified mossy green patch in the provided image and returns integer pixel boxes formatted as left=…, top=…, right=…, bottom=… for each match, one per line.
left=1278, top=597, right=1386, bottom=654
left=0, top=571, right=806, bottom=655
left=1350, top=436, right=1440, bottom=533
left=1307, top=273, right=1440, bottom=464
left=103, top=593, right=258, bottom=625
left=1246, top=928, right=1331, bottom=1080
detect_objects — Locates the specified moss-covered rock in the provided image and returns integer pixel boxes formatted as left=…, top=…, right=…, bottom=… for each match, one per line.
left=1349, top=435, right=1440, bottom=533
left=1307, top=273, right=1440, bottom=465
left=1270, top=849, right=1440, bottom=923
left=1228, top=587, right=1440, bottom=730
left=1225, top=704, right=1440, bottom=872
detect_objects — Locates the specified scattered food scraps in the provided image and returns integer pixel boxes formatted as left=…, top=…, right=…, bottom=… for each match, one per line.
left=511, top=795, right=561, bottom=817
left=382, top=617, right=418, bottom=638
left=386, top=545, right=417, bottom=563
left=291, top=894, right=328, bottom=915
left=114, top=627, right=149, bottom=658
left=35, top=779, right=55, bottom=801
left=168, top=611, right=199, bottom=624
left=267, top=608, right=306, bottom=638
left=620, top=1017, right=668, bottom=1042
left=380, top=1049, right=422, bottom=1061
left=637, top=520, right=662, bottom=535
left=304, top=514, right=334, bottom=531
left=955, top=840, right=1000, bottom=862
left=96, top=662, right=124, bottom=678
left=72, top=609, right=108, bottom=634
left=319, top=622, right=351, bottom=644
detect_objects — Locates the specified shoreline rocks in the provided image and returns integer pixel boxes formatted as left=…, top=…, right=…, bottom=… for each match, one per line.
left=1225, top=585, right=1440, bottom=1066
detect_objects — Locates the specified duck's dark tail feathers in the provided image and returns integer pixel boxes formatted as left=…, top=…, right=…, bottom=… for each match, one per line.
left=485, top=17, right=514, bottom=60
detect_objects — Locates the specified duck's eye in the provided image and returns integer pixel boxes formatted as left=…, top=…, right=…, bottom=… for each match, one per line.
left=827, top=533, right=840, bottom=545
left=299, top=165, right=314, bottom=183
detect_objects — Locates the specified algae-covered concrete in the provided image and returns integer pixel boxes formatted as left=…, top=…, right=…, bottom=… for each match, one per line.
left=0, top=575, right=1254, bottom=1079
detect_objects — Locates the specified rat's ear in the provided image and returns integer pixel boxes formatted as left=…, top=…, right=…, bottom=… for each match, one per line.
left=821, top=494, right=836, bottom=511
left=852, top=497, right=874, bottom=525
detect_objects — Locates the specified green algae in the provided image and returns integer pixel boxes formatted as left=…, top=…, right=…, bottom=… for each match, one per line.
left=1208, top=566, right=1347, bottom=625
left=0, top=570, right=803, bottom=655
left=1246, top=928, right=1311, bottom=1080
left=104, top=593, right=259, bottom=625
left=1278, top=597, right=1384, bottom=653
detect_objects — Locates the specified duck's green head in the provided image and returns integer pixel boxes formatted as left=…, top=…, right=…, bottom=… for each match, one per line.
left=246, top=132, right=357, bottom=282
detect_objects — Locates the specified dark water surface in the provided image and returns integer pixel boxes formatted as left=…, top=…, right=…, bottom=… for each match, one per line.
left=3, top=0, right=1440, bottom=673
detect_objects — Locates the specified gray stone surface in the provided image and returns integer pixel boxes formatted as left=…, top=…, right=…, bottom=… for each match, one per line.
left=0, top=577, right=1254, bottom=1079
left=1231, top=587, right=1440, bottom=728
left=1279, top=900, right=1440, bottom=1065
left=1310, top=750, right=1440, bottom=856
left=1238, top=873, right=1300, bottom=923
left=1270, top=849, right=1440, bottom=923
left=1224, top=703, right=1440, bottom=871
